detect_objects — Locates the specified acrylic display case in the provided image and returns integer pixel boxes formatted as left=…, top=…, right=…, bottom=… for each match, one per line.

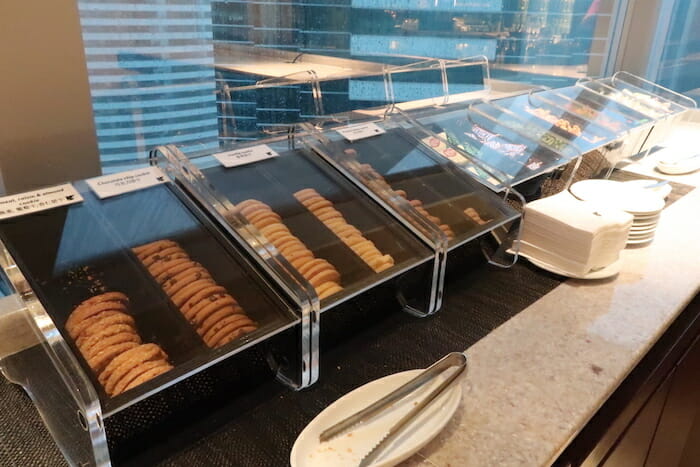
left=0, top=171, right=310, bottom=466
left=576, top=71, right=696, bottom=155
left=150, top=139, right=437, bottom=316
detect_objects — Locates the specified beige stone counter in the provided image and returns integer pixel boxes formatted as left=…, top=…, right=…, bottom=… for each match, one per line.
left=404, top=127, right=700, bottom=466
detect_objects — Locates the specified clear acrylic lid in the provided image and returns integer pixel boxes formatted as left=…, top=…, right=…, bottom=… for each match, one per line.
left=303, top=116, right=520, bottom=252
left=0, top=178, right=298, bottom=415
left=161, top=135, right=435, bottom=313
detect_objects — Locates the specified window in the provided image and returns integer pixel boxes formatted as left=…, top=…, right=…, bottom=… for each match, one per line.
left=655, top=0, right=700, bottom=103
left=76, top=0, right=622, bottom=170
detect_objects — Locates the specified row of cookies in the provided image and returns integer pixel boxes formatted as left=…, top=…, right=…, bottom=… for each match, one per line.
left=65, top=292, right=173, bottom=397
left=133, top=240, right=258, bottom=348
left=293, top=188, right=395, bottom=273
left=236, top=199, right=343, bottom=300
left=350, top=158, right=456, bottom=240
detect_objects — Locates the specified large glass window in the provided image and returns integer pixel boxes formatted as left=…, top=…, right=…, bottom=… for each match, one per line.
left=76, top=0, right=622, bottom=171
left=655, top=0, right=700, bottom=103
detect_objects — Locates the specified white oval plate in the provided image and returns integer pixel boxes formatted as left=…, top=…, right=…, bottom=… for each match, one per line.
left=523, top=254, right=622, bottom=279
left=623, top=179, right=672, bottom=199
left=290, top=369, right=462, bottom=467
left=570, top=180, right=665, bottom=215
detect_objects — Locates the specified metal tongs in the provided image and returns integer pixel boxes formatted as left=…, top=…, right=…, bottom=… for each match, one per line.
left=319, top=352, right=468, bottom=466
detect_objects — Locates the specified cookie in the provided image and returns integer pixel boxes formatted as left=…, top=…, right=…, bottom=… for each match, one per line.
left=293, top=189, right=319, bottom=203
left=182, top=291, right=229, bottom=322
left=203, top=314, right=256, bottom=347
left=83, top=332, right=141, bottom=362
left=69, top=310, right=135, bottom=341
left=318, top=282, right=343, bottom=299
left=122, top=363, right=173, bottom=393
left=76, top=322, right=137, bottom=352
left=260, top=223, right=289, bottom=238
left=309, top=268, right=341, bottom=288
left=66, top=300, right=128, bottom=335
left=100, top=343, right=167, bottom=387
left=162, top=267, right=212, bottom=297
left=110, top=360, right=167, bottom=397
left=304, top=199, right=333, bottom=212
left=297, top=258, right=333, bottom=278
left=197, top=304, right=245, bottom=337
left=87, top=341, right=139, bottom=374
left=151, top=258, right=197, bottom=284
left=171, top=279, right=219, bottom=308
left=181, top=285, right=227, bottom=312
left=134, top=240, right=179, bottom=261
left=215, top=325, right=257, bottom=348
left=141, top=245, right=185, bottom=266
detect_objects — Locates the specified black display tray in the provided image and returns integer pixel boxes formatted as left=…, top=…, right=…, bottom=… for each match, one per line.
left=0, top=182, right=297, bottom=415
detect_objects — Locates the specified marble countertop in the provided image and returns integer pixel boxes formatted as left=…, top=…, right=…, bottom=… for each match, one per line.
left=404, top=123, right=700, bottom=466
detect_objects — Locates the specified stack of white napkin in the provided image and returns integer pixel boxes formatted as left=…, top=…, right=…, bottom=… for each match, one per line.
left=517, top=191, right=633, bottom=276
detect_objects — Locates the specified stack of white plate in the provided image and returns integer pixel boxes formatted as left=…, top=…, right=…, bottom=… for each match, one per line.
left=570, top=179, right=666, bottom=246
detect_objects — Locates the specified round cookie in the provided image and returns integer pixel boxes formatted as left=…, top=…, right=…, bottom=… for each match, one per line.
left=134, top=240, right=178, bottom=261
left=197, top=304, right=245, bottom=337
left=181, top=285, right=227, bottom=312
left=141, top=245, right=185, bottom=267
left=88, top=341, right=139, bottom=374
left=77, top=323, right=137, bottom=351
left=260, top=223, right=289, bottom=237
left=123, top=363, right=173, bottom=393
left=182, top=291, right=229, bottom=322
left=163, top=267, right=212, bottom=297
left=215, top=325, right=257, bottom=348
left=100, top=343, right=167, bottom=387
left=151, top=258, right=197, bottom=284
left=240, top=202, right=271, bottom=218
left=284, top=247, right=314, bottom=265
left=304, top=199, right=333, bottom=212
left=83, top=332, right=141, bottom=362
left=69, top=310, right=134, bottom=341
left=316, top=208, right=344, bottom=222
left=204, top=314, right=256, bottom=347
left=315, top=281, right=337, bottom=297
left=171, top=279, right=219, bottom=308
left=274, top=234, right=301, bottom=251
left=67, top=300, right=128, bottom=334
left=76, top=313, right=136, bottom=345
left=297, top=258, right=331, bottom=277
left=290, top=255, right=314, bottom=270
left=309, top=269, right=341, bottom=288
left=190, top=297, right=240, bottom=328
left=301, top=260, right=339, bottom=282
left=293, top=189, right=319, bottom=203
left=110, top=360, right=167, bottom=396
left=318, top=282, right=343, bottom=299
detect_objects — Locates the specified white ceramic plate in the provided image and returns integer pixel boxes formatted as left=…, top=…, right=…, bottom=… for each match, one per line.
left=629, top=226, right=657, bottom=235
left=623, top=179, right=672, bottom=199
left=627, top=237, right=655, bottom=245
left=511, top=244, right=623, bottom=280
left=570, top=180, right=665, bottom=215
left=290, top=369, right=463, bottom=467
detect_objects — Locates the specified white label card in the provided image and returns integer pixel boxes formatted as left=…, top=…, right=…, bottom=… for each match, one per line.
left=0, top=183, right=83, bottom=220
left=214, top=144, right=279, bottom=168
left=336, top=122, right=385, bottom=142
left=86, top=166, right=167, bottom=199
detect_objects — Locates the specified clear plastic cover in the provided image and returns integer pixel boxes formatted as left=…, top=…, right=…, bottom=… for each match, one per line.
left=303, top=117, right=520, bottom=253
left=0, top=181, right=298, bottom=416
left=164, top=136, right=435, bottom=314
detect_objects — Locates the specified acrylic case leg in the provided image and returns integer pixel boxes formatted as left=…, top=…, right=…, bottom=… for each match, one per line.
left=0, top=300, right=109, bottom=467
left=395, top=252, right=446, bottom=317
